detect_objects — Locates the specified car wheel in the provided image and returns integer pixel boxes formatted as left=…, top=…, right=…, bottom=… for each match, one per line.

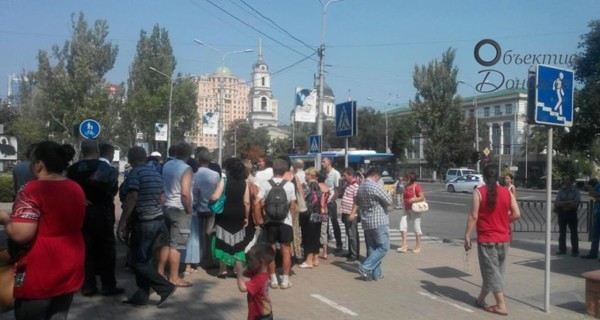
left=447, top=185, right=455, bottom=192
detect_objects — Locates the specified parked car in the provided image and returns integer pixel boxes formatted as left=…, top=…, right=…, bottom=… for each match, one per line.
left=445, top=168, right=478, bottom=182
left=446, top=174, right=484, bottom=193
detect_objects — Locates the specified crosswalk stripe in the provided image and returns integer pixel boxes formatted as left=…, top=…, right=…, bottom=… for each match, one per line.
left=325, top=218, right=442, bottom=245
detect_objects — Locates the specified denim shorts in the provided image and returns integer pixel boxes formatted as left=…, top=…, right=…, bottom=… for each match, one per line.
left=163, top=207, right=191, bottom=250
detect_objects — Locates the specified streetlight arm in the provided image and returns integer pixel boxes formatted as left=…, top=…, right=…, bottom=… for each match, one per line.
left=194, top=39, right=222, bottom=56
left=149, top=66, right=170, bottom=79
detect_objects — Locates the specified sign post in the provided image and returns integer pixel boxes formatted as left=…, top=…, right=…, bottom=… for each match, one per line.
left=528, top=64, right=574, bottom=313
left=335, top=101, right=357, bottom=168
left=309, top=135, right=322, bottom=155
left=79, top=119, right=101, bottom=140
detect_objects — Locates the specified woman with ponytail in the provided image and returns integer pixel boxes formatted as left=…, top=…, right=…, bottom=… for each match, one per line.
left=464, top=164, right=520, bottom=316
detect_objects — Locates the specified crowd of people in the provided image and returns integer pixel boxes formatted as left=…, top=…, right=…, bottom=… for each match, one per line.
left=11, top=140, right=600, bottom=318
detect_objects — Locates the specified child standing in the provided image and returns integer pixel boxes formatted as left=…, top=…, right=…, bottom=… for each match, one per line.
left=235, top=243, right=275, bottom=320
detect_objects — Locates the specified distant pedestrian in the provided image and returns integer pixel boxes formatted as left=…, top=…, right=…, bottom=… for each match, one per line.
left=12, top=143, right=37, bottom=196
left=67, top=139, right=122, bottom=297
left=234, top=242, right=275, bottom=320
left=340, top=167, right=360, bottom=261
left=582, top=178, right=600, bottom=259
left=1, top=141, right=86, bottom=319
left=398, top=172, right=426, bottom=253
left=356, top=167, right=392, bottom=281
left=504, top=174, right=517, bottom=199
left=554, top=175, right=581, bottom=257
left=321, top=157, right=343, bottom=253
left=117, top=146, right=176, bottom=307
left=394, top=176, right=405, bottom=210
left=298, top=168, right=327, bottom=268
left=464, top=164, right=520, bottom=316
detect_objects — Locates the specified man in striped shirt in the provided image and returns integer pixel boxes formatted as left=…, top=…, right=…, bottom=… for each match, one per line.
left=340, top=167, right=360, bottom=261
left=118, top=146, right=176, bottom=307
left=356, top=167, right=392, bottom=281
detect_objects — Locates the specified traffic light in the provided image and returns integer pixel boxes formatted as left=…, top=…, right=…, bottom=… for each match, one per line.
left=471, top=150, right=480, bottom=164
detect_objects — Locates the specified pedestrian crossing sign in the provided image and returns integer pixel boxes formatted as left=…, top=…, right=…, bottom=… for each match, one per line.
left=532, top=64, right=574, bottom=127
left=336, top=101, right=357, bottom=138
left=309, top=135, right=321, bottom=154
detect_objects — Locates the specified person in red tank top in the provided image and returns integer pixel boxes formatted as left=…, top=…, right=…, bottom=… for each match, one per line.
left=0, top=141, right=86, bottom=320
left=464, top=165, right=520, bottom=316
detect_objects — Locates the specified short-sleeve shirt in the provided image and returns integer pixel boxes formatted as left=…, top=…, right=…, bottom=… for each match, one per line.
left=193, top=167, right=221, bottom=213
left=124, top=165, right=164, bottom=221
left=340, top=180, right=359, bottom=215
left=325, top=168, right=341, bottom=202
left=11, top=179, right=86, bottom=299
left=246, top=272, right=272, bottom=320
left=257, top=177, right=296, bottom=227
left=403, top=183, right=424, bottom=211
left=357, top=179, right=392, bottom=230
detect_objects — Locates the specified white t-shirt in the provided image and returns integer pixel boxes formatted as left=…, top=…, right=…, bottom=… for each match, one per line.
left=257, top=177, right=296, bottom=227
left=254, top=168, right=274, bottom=187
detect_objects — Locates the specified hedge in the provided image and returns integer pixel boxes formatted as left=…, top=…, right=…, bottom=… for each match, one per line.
left=0, top=175, right=14, bottom=202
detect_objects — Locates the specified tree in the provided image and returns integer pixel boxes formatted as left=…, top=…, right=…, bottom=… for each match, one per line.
left=123, top=24, right=197, bottom=154
left=33, top=12, right=119, bottom=146
left=558, top=20, right=600, bottom=163
left=410, top=48, right=473, bottom=174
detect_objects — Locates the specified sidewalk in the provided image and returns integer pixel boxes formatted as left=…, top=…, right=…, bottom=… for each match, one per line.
left=0, top=212, right=596, bottom=319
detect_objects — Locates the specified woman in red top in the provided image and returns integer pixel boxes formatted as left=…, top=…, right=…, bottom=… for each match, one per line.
left=398, top=172, right=425, bottom=253
left=0, top=141, right=86, bottom=320
left=464, top=165, right=520, bottom=316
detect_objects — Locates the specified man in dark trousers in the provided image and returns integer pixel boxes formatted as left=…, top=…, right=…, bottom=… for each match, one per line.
left=67, top=139, right=123, bottom=296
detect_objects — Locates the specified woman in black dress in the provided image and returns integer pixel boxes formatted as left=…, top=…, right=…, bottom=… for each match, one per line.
left=298, top=168, right=328, bottom=268
left=212, top=158, right=250, bottom=278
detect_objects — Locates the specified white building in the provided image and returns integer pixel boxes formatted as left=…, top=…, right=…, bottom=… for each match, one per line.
left=248, top=40, right=278, bottom=129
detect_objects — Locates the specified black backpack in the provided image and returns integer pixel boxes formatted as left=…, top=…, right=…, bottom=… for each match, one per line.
left=265, top=179, right=289, bottom=222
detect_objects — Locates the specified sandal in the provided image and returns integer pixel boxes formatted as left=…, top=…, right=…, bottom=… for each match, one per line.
left=298, top=262, right=313, bottom=269
left=171, top=280, right=192, bottom=287
left=217, top=271, right=228, bottom=279
left=474, top=299, right=487, bottom=309
left=484, top=305, right=508, bottom=316
left=184, top=268, right=198, bottom=275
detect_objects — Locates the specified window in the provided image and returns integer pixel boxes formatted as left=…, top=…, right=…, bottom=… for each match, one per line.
left=494, top=105, right=502, bottom=116
left=484, top=107, right=490, bottom=117
left=261, top=77, right=265, bottom=86
left=505, top=104, right=513, bottom=115
left=261, top=97, right=267, bottom=111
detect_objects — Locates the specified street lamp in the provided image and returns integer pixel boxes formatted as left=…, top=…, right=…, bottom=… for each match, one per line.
left=458, top=80, right=480, bottom=172
left=194, top=39, right=253, bottom=166
left=368, top=95, right=399, bottom=154
left=149, top=67, right=175, bottom=151
left=149, top=67, right=199, bottom=151
left=316, top=0, right=344, bottom=170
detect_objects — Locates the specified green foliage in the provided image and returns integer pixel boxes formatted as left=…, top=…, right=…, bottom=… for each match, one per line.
left=0, top=175, right=14, bottom=202
left=28, top=12, right=119, bottom=146
left=223, top=121, right=271, bottom=159
left=410, top=48, right=473, bottom=172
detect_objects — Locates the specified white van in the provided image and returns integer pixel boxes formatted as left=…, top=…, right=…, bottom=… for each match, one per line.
left=445, top=168, right=478, bottom=182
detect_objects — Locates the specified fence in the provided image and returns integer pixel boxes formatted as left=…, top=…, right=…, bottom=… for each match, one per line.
left=512, top=199, right=594, bottom=241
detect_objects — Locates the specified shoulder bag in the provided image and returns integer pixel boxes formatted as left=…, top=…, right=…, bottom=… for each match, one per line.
left=208, top=177, right=227, bottom=214
left=410, top=184, right=429, bottom=213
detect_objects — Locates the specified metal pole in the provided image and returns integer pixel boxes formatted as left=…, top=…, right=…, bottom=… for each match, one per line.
left=475, top=94, right=480, bottom=172
left=218, top=72, right=224, bottom=166
left=525, top=124, right=529, bottom=185
left=316, top=0, right=342, bottom=171
left=385, top=110, right=389, bottom=153
left=544, top=127, right=553, bottom=313
left=234, top=125, right=237, bottom=158
left=167, top=78, right=174, bottom=151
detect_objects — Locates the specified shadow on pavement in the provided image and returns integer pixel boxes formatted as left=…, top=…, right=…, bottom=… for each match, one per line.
left=420, top=280, right=476, bottom=306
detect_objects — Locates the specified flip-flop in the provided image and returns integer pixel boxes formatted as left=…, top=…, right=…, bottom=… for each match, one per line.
left=474, top=299, right=487, bottom=309
left=485, top=305, right=508, bottom=316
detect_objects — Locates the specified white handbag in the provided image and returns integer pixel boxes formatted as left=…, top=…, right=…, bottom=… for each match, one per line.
left=410, top=185, right=429, bottom=213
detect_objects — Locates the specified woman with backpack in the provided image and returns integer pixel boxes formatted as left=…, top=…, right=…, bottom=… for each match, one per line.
left=298, top=168, right=329, bottom=268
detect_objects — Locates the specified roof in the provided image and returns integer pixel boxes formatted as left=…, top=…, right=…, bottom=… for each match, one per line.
left=461, top=88, right=527, bottom=103
left=214, top=66, right=232, bottom=75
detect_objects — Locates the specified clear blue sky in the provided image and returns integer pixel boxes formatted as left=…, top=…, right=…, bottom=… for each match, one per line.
left=1, top=0, right=598, bottom=124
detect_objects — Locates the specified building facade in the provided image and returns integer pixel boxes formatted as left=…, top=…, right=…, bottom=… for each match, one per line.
left=193, top=66, right=250, bottom=150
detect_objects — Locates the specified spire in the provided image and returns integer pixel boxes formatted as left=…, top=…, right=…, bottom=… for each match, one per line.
left=258, top=37, right=263, bottom=62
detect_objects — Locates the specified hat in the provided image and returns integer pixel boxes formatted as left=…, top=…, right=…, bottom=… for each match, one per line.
left=150, top=151, right=161, bottom=157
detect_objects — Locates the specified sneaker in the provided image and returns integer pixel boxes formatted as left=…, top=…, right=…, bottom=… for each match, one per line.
left=298, top=262, right=313, bottom=269
left=157, top=286, right=176, bottom=308
left=280, top=281, right=293, bottom=289
left=270, top=281, right=279, bottom=289
left=357, top=266, right=371, bottom=281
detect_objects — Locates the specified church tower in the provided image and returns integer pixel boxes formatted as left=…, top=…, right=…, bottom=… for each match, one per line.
left=248, top=39, right=278, bottom=128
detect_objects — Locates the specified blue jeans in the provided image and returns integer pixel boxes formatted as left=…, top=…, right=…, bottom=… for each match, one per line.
left=129, top=218, right=174, bottom=303
left=361, top=224, right=390, bottom=280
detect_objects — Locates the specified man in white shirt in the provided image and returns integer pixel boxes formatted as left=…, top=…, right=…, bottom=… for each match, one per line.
left=254, top=156, right=273, bottom=187
left=322, top=157, right=343, bottom=253
left=99, top=142, right=115, bottom=165
left=256, top=159, right=297, bottom=290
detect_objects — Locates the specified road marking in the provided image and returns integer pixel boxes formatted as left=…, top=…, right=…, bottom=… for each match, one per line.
left=418, top=291, right=474, bottom=313
left=426, top=200, right=467, bottom=206
left=311, top=294, right=358, bottom=316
